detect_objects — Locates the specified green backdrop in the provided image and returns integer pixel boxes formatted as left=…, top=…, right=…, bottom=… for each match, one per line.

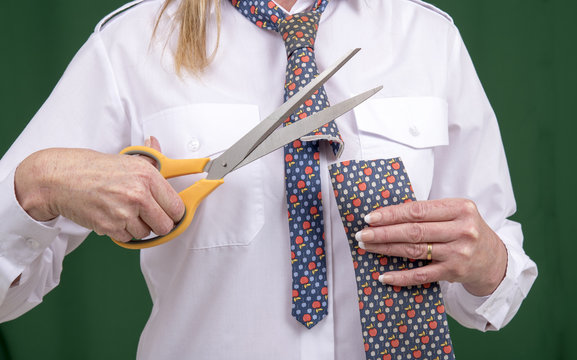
left=0, top=0, right=575, bottom=359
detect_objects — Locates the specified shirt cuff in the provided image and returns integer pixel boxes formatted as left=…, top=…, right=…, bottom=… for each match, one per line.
left=442, top=236, right=537, bottom=331
left=474, top=236, right=538, bottom=330
left=0, top=169, right=60, bottom=303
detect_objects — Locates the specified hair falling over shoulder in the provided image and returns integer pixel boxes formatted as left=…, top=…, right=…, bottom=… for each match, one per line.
left=154, top=0, right=222, bottom=75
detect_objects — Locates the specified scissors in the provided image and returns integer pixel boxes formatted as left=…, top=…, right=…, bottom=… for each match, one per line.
left=112, top=48, right=382, bottom=249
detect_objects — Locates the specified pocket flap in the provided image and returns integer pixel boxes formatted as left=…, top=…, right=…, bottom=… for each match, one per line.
left=354, top=97, right=449, bottom=149
left=142, top=103, right=260, bottom=159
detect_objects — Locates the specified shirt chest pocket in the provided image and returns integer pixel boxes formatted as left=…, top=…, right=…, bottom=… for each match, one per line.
left=142, top=104, right=264, bottom=250
left=353, top=97, right=449, bottom=200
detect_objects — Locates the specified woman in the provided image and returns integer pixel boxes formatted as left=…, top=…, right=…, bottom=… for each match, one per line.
left=0, top=0, right=537, bottom=358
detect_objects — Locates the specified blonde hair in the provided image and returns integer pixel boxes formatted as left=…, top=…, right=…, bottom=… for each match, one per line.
left=155, top=0, right=221, bottom=75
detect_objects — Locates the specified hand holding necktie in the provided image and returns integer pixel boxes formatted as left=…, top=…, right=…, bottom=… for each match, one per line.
left=355, top=198, right=508, bottom=296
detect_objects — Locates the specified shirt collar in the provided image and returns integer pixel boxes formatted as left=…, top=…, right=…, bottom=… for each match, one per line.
left=274, top=0, right=318, bottom=15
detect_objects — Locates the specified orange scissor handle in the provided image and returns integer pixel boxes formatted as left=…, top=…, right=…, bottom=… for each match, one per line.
left=112, top=178, right=223, bottom=249
left=111, top=146, right=223, bottom=249
left=119, top=146, right=209, bottom=179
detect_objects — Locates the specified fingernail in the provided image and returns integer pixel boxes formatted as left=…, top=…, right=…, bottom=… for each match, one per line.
left=355, top=229, right=374, bottom=242
left=378, top=274, right=392, bottom=284
left=358, top=241, right=366, bottom=249
left=365, top=212, right=381, bottom=224
left=355, top=230, right=374, bottom=242
left=144, top=136, right=151, bottom=147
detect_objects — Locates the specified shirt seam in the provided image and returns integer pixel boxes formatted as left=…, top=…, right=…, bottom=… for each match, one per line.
left=93, top=32, right=127, bottom=130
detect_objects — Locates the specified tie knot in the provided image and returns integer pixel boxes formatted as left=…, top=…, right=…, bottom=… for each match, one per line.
left=278, top=12, right=320, bottom=57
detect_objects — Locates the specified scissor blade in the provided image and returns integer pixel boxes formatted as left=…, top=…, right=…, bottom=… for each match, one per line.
left=205, top=48, right=361, bottom=180
left=232, top=86, right=383, bottom=171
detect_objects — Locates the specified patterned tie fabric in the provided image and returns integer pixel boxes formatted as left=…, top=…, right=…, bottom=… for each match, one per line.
left=232, top=0, right=342, bottom=328
left=329, top=158, right=455, bottom=360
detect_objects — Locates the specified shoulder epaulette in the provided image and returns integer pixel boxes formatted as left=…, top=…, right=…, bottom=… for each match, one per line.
left=95, top=0, right=149, bottom=31
left=405, top=0, right=454, bottom=24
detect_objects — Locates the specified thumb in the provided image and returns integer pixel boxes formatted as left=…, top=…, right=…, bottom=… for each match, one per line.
left=142, top=136, right=163, bottom=168
left=149, top=135, right=162, bottom=152
left=145, top=135, right=162, bottom=152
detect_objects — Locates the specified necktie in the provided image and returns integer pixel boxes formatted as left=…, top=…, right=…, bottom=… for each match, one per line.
left=330, top=158, right=456, bottom=360
left=232, top=0, right=341, bottom=328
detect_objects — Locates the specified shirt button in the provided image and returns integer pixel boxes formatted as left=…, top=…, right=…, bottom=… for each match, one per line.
left=409, top=125, right=420, bottom=137
left=187, top=138, right=201, bottom=152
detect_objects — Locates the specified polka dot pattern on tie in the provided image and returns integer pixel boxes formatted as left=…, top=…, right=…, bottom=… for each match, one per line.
left=329, top=158, right=455, bottom=360
left=232, top=0, right=339, bottom=329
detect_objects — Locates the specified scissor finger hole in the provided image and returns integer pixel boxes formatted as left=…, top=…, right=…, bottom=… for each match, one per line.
left=125, top=150, right=163, bottom=171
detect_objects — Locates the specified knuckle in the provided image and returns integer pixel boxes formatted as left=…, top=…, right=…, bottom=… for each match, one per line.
left=459, top=199, right=478, bottom=216
left=405, top=243, right=425, bottom=259
left=93, top=226, right=107, bottom=237
left=111, top=207, right=132, bottom=223
left=95, top=213, right=129, bottom=236
left=407, top=223, right=425, bottom=243
left=451, top=266, right=467, bottom=280
left=408, top=201, right=427, bottom=220
left=113, top=232, right=132, bottom=243
left=132, top=226, right=151, bottom=240
left=385, top=207, right=399, bottom=224
left=156, top=220, right=175, bottom=236
left=132, top=165, right=157, bottom=186
left=98, top=223, right=119, bottom=237
left=456, top=243, right=474, bottom=261
left=396, top=269, right=430, bottom=286
left=124, top=187, right=148, bottom=207
left=413, top=269, right=429, bottom=284
left=395, top=270, right=410, bottom=284
left=460, top=222, right=480, bottom=240
left=445, top=257, right=468, bottom=279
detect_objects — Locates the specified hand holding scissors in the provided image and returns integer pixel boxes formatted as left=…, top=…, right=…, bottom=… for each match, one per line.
left=112, top=48, right=382, bottom=249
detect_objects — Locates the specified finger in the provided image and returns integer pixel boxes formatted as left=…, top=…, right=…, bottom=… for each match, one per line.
left=365, top=199, right=474, bottom=226
left=125, top=217, right=153, bottom=240
left=378, top=263, right=446, bottom=287
left=142, top=136, right=184, bottom=224
left=149, top=135, right=162, bottom=152
left=148, top=172, right=186, bottom=223
left=139, top=138, right=158, bottom=167
left=355, top=221, right=459, bottom=245
left=102, top=228, right=133, bottom=243
left=138, top=196, right=180, bottom=236
left=360, top=241, right=449, bottom=262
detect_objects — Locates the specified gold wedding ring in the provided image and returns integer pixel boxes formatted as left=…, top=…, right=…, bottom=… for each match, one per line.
left=426, top=243, right=433, bottom=261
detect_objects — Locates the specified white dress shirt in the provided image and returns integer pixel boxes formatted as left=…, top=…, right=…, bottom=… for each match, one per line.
left=0, top=0, right=537, bottom=358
